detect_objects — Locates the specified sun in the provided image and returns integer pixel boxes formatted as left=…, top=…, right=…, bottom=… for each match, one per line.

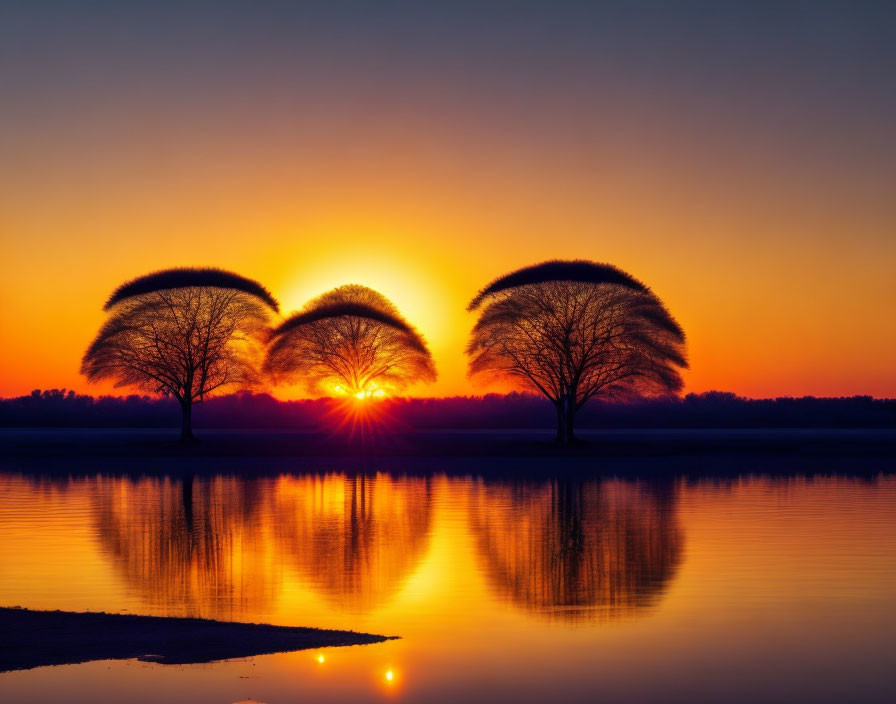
left=333, top=383, right=388, bottom=401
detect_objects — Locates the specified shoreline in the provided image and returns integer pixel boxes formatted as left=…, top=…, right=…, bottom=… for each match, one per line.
left=1, top=426, right=894, bottom=456
left=1, top=428, right=893, bottom=479
left=0, top=607, right=394, bottom=673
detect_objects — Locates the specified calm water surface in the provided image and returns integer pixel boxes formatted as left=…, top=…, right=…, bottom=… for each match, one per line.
left=0, top=463, right=894, bottom=703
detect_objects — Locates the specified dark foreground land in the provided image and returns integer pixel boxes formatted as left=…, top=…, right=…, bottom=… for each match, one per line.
left=1, top=427, right=894, bottom=459
left=0, top=607, right=393, bottom=672
left=2, top=428, right=894, bottom=479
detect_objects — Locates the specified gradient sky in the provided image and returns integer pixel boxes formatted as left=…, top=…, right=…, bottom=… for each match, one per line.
left=1, top=1, right=894, bottom=399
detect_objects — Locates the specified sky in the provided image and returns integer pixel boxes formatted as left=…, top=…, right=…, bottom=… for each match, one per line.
left=1, top=1, right=894, bottom=399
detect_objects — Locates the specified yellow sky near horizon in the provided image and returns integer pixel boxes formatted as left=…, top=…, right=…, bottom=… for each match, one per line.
left=1, top=4, right=894, bottom=400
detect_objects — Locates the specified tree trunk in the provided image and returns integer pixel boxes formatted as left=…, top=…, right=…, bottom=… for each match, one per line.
left=555, top=395, right=576, bottom=445
left=180, top=399, right=195, bottom=442
left=181, top=474, right=194, bottom=529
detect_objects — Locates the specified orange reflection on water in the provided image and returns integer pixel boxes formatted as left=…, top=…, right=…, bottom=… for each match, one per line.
left=87, top=473, right=436, bottom=619
left=93, top=475, right=283, bottom=620
left=1, top=470, right=895, bottom=704
left=468, top=479, right=682, bottom=621
left=273, top=473, right=433, bottom=613
left=0, top=472, right=689, bottom=625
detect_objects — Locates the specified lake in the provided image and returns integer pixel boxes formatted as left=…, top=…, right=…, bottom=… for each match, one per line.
left=1, top=456, right=894, bottom=703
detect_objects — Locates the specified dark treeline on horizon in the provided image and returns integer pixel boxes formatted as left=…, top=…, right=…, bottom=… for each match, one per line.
left=2, top=390, right=893, bottom=430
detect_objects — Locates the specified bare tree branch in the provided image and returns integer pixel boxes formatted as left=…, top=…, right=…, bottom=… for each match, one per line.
left=82, top=272, right=274, bottom=440
left=264, top=285, right=437, bottom=397
left=466, top=261, right=687, bottom=443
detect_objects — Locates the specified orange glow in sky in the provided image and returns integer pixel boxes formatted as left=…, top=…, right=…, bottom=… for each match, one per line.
left=1, top=5, right=894, bottom=399
left=1, top=172, right=893, bottom=399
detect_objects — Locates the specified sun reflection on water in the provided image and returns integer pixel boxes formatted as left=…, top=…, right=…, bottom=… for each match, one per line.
left=1, top=473, right=896, bottom=704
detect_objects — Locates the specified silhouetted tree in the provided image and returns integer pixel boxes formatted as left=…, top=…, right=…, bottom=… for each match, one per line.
left=81, top=268, right=278, bottom=441
left=264, top=285, right=436, bottom=398
left=467, top=260, right=687, bottom=443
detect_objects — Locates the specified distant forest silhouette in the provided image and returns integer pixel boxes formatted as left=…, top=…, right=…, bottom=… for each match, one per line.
left=2, top=390, right=893, bottom=429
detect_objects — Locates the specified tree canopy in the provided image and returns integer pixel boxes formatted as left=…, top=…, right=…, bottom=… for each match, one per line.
left=82, top=268, right=277, bottom=440
left=468, top=259, right=648, bottom=310
left=264, top=285, right=436, bottom=398
left=103, top=267, right=279, bottom=312
left=466, top=260, right=687, bottom=443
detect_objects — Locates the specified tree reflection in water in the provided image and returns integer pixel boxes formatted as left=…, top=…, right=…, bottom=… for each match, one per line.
left=93, top=473, right=434, bottom=618
left=274, top=473, right=434, bottom=613
left=469, top=478, right=683, bottom=621
left=93, top=475, right=281, bottom=620
left=91, top=473, right=676, bottom=623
